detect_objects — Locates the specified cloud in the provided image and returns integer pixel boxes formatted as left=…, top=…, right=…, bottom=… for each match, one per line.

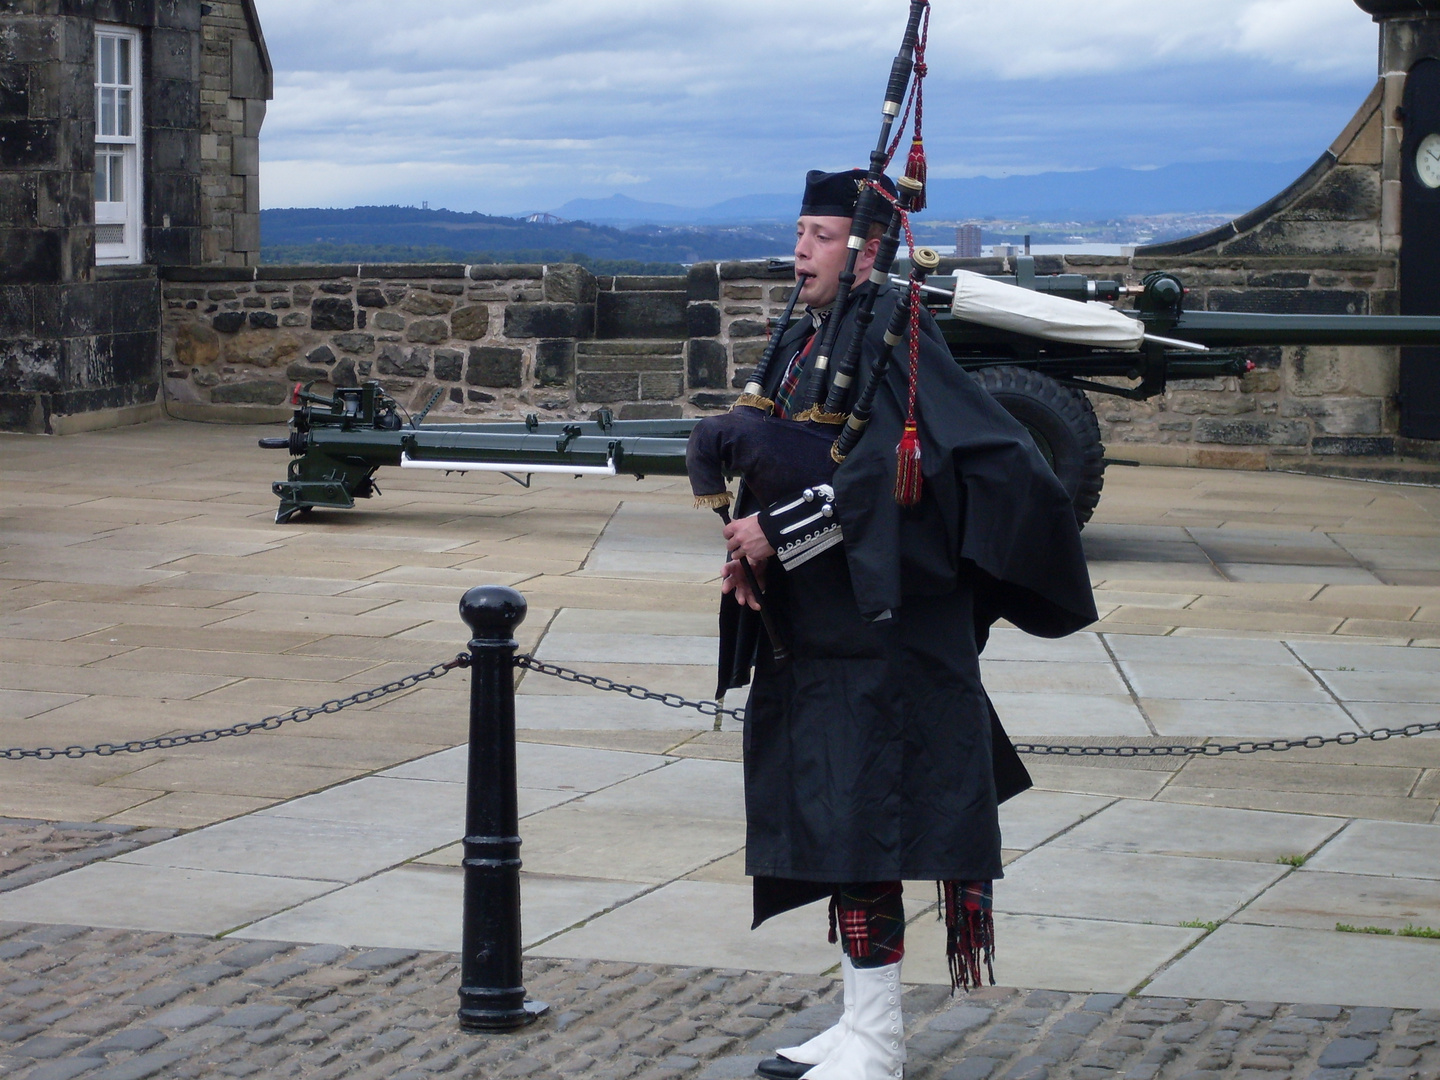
left=252, top=0, right=1380, bottom=213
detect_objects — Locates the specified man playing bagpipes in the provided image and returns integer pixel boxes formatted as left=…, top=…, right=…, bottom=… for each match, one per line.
left=682, top=8, right=1097, bottom=1079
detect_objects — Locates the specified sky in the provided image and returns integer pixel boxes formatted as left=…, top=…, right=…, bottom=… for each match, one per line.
left=252, top=0, right=1384, bottom=216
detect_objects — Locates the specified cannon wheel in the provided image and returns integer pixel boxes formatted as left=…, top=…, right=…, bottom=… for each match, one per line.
left=973, top=366, right=1106, bottom=528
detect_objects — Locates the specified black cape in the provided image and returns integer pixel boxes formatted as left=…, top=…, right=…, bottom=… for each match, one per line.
left=722, top=286, right=1097, bottom=927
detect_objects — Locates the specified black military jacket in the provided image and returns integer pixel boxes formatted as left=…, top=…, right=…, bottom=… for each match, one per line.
left=725, top=285, right=1097, bottom=927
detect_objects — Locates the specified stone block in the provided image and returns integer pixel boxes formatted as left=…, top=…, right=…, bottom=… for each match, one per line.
left=1207, top=289, right=1367, bottom=316
left=688, top=263, right=720, bottom=302
left=310, top=297, right=355, bottom=332
left=687, top=302, right=721, bottom=338
left=1239, top=370, right=1281, bottom=393
left=1318, top=1041, right=1378, bottom=1069
left=211, top=380, right=287, bottom=405
left=212, top=311, right=245, bottom=334
left=451, top=305, right=489, bottom=340
left=400, top=292, right=453, bottom=317
left=1280, top=397, right=1382, bottom=434
left=688, top=339, right=728, bottom=390
left=1277, top=166, right=1380, bottom=222
left=230, top=37, right=267, bottom=98
left=284, top=362, right=329, bottom=383
left=576, top=349, right=682, bottom=373
left=619, top=402, right=682, bottom=419
left=1312, top=436, right=1396, bottom=456
left=544, top=264, right=597, bottom=304
left=466, top=346, right=523, bottom=387
left=577, top=372, right=638, bottom=402
left=731, top=340, right=766, bottom=369
left=247, top=311, right=277, bottom=330
left=728, top=318, right=767, bottom=338
left=362, top=263, right=463, bottom=279
left=332, top=332, right=375, bottom=355
left=405, top=319, right=448, bottom=345
left=433, top=349, right=463, bottom=382
left=536, top=340, right=575, bottom=387
left=356, top=287, right=387, bottom=309
left=1287, top=345, right=1398, bottom=398
left=1220, top=220, right=1383, bottom=257
left=1193, top=419, right=1310, bottom=446
left=690, top=392, right=736, bottom=410
left=504, top=303, right=592, bottom=339
left=596, top=292, right=687, bottom=339
left=377, top=344, right=427, bottom=377
left=470, top=264, right=543, bottom=280
left=244, top=99, right=266, bottom=139
left=641, top=372, right=684, bottom=400
left=372, top=311, right=404, bottom=331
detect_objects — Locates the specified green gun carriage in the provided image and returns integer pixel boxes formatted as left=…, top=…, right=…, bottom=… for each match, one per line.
left=262, top=257, right=1440, bottom=526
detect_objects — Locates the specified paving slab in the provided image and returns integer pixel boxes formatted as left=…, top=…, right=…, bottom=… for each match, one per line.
left=998, top=847, right=1287, bottom=924
left=535, top=630, right=719, bottom=666
left=1119, top=661, right=1331, bottom=702
left=1236, top=868, right=1440, bottom=931
left=254, top=776, right=464, bottom=845
left=0, top=861, right=336, bottom=935
left=518, top=805, right=746, bottom=883
left=530, top=879, right=839, bottom=973
left=1318, top=668, right=1440, bottom=703
left=1220, top=563, right=1384, bottom=584
left=1305, top=819, right=1440, bottom=879
left=988, top=692, right=1150, bottom=736
left=1143, top=698, right=1360, bottom=738
left=1047, top=800, right=1343, bottom=862
left=996, top=790, right=1114, bottom=850
left=379, top=741, right=667, bottom=794
left=1106, top=637, right=1302, bottom=666
left=1144, top=922, right=1440, bottom=1008
left=905, top=911, right=1202, bottom=993
left=110, top=813, right=447, bottom=883
left=1287, top=642, right=1440, bottom=674
left=234, top=865, right=648, bottom=952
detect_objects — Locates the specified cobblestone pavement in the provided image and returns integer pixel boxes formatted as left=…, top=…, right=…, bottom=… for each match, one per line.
left=0, top=819, right=175, bottom=894
left=1, top=921, right=1436, bottom=1080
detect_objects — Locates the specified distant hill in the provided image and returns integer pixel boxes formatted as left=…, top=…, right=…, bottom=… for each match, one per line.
left=259, top=161, right=1316, bottom=266
left=548, top=160, right=1314, bottom=225
left=259, top=205, right=793, bottom=267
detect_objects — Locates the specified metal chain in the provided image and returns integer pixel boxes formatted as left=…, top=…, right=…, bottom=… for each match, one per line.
left=8, top=651, right=1435, bottom=762
left=513, top=657, right=1440, bottom=755
left=1, top=656, right=470, bottom=761
left=513, top=655, right=747, bottom=720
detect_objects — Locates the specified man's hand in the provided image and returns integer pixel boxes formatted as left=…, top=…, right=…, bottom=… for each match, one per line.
left=722, top=513, right=776, bottom=564
left=721, top=555, right=767, bottom=610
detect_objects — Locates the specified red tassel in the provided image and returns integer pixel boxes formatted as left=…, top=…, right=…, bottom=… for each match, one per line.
left=904, top=136, right=927, bottom=212
left=894, top=422, right=923, bottom=506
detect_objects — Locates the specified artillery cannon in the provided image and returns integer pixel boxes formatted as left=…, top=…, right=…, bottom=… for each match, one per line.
left=262, top=258, right=1440, bottom=526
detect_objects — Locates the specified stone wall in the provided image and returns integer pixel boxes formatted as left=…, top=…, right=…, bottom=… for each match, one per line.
left=162, top=261, right=793, bottom=421
left=160, top=249, right=1427, bottom=475
left=198, top=0, right=270, bottom=266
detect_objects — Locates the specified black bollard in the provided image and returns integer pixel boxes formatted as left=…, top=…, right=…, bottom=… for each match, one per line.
left=457, top=585, right=548, bottom=1032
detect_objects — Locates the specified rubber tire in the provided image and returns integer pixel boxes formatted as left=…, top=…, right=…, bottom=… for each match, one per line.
left=972, top=366, right=1106, bottom=529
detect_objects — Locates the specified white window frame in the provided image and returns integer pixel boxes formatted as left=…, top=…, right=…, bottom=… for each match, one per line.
left=95, top=24, right=143, bottom=265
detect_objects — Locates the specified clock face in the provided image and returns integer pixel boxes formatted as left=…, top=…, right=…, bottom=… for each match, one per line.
left=1419, top=133, right=1440, bottom=189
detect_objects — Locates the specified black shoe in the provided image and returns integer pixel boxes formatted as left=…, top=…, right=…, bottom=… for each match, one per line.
left=756, top=1056, right=812, bottom=1080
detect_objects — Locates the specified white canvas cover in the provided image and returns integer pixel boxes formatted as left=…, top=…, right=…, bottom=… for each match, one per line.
left=949, top=270, right=1146, bottom=351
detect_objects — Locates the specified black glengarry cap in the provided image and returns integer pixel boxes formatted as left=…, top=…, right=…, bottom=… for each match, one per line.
left=800, top=168, right=898, bottom=218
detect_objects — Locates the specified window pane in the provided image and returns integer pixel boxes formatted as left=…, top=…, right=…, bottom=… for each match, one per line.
left=99, top=88, right=113, bottom=136
left=117, top=38, right=130, bottom=86
left=94, top=152, right=108, bottom=202
left=100, top=37, right=114, bottom=85
left=117, top=89, right=131, bottom=137
left=109, top=153, right=124, bottom=203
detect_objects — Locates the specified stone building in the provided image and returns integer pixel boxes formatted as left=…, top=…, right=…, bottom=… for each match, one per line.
left=0, top=0, right=270, bottom=433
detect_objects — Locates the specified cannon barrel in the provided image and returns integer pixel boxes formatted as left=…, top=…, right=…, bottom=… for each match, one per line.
left=1163, top=310, right=1440, bottom=348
